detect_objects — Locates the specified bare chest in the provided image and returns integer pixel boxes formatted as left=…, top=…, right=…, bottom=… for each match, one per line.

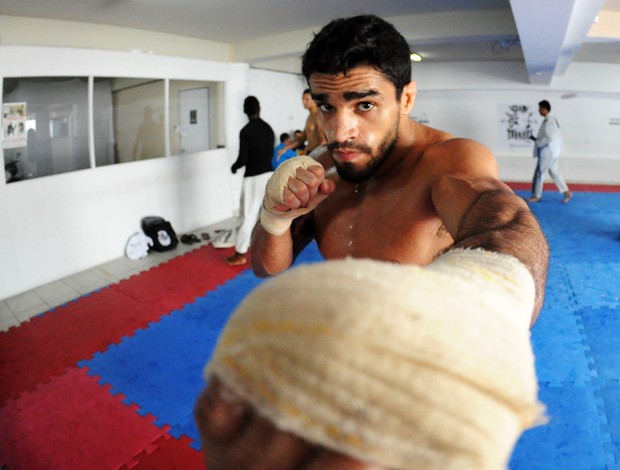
left=313, top=181, right=452, bottom=265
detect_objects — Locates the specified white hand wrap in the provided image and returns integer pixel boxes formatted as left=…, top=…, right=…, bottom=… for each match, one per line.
left=205, top=249, right=546, bottom=470
left=260, top=156, right=324, bottom=235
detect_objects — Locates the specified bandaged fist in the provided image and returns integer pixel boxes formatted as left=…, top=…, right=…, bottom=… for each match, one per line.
left=260, top=156, right=334, bottom=235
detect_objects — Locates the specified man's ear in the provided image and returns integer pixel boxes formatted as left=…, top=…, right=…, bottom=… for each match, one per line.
left=400, top=81, right=417, bottom=115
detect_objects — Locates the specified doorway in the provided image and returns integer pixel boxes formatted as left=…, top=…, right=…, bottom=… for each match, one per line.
left=178, top=87, right=210, bottom=154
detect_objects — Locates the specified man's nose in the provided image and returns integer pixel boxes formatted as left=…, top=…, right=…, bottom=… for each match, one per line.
left=328, top=110, right=357, bottom=143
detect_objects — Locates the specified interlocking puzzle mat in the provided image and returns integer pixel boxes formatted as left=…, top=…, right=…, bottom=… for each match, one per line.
left=2, top=190, right=620, bottom=469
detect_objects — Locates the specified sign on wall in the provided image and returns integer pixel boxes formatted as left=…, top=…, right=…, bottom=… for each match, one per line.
left=498, top=104, right=539, bottom=148
left=2, top=102, right=27, bottom=149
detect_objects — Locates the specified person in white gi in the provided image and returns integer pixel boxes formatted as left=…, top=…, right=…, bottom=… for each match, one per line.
left=527, top=100, right=572, bottom=203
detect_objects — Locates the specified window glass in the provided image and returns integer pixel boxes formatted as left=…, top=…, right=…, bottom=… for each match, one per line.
left=3, top=77, right=89, bottom=182
left=94, top=78, right=165, bottom=166
left=3, top=76, right=225, bottom=180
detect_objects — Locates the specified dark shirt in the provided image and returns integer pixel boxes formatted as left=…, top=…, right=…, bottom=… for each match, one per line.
left=231, top=117, right=275, bottom=177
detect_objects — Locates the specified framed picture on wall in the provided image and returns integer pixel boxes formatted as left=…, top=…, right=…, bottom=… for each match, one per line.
left=2, top=102, right=27, bottom=149
left=498, top=104, right=539, bottom=148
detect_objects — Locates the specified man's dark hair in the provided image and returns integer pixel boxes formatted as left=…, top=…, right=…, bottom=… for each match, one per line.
left=538, top=100, right=551, bottom=111
left=301, top=15, right=412, bottom=99
left=279, top=132, right=290, bottom=143
left=303, top=88, right=311, bottom=96
left=243, top=96, right=260, bottom=116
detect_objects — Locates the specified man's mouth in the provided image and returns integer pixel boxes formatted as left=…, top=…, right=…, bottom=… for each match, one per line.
left=329, top=143, right=372, bottom=163
left=333, top=149, right=362, bottom=162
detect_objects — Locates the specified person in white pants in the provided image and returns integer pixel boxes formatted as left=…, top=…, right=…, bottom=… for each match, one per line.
left=527, top=100, right=572, bottom=203
left=227, top=96, right=275, bottom=266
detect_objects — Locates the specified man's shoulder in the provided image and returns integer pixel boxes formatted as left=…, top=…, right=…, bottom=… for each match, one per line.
left=423, top=136, right=490, bottom=159
left=417, top=137, right=495, bottom=179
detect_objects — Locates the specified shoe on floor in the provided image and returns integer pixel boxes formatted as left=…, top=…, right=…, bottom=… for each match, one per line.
left=226, top=253, right=247, bottom=266
left=180, top=234, right=195, bottom=245
left=181, top=233, right=201, bottom=245
left=563, top=191, right=573, bottom=204
left=526, top=196, right=541, bottom=203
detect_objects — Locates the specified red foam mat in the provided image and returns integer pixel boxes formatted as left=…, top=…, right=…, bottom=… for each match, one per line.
left=0, top=287, right=159, bottom=405
left=0, top=367, right=167, bottom=470
left=113, top=245, right=246, bottom=312
left=120, top=435, right=205, bottom=470
left=0, top=245, right=246, bottom=405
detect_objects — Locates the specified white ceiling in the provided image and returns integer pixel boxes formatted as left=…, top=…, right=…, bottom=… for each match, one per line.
left=1, top=0, right=619, bottom=83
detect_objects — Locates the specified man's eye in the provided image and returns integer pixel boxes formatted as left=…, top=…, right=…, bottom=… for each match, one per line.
left=318, top=103, right=333, bottom=112
left=358, top=102, right=374, bottom=111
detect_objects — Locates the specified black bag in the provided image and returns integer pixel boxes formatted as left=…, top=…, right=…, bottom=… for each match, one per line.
left=141, top=216, right=178, bottom=252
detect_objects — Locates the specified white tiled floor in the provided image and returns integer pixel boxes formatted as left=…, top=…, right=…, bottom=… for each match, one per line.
left=0, top=218, right=239, bottom=332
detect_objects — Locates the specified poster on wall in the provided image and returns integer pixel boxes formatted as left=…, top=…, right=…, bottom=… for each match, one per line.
left=498, top=104, right=539, bottom=148
left=2, top=102, right=27, bottom=149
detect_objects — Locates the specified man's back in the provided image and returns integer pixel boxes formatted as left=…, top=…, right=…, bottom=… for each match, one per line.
left=236, top=118, right=274, bottom=176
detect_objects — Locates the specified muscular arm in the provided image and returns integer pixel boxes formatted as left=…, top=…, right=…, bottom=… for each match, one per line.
left=250, top=157, right=335, bottom=278
left=431, top=140, right=549, bottom=325
left=251, top=215, right=315, bottom=278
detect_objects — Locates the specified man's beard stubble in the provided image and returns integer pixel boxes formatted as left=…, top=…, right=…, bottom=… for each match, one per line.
left=329, top=115, right=400, bottom=183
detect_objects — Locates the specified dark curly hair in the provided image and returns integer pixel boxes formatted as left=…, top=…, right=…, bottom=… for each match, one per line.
left=301, top=15, right=412, bottom=99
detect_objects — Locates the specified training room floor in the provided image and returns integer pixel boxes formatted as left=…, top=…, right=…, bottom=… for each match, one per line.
left=1, top=187, right=620, bottom=469
left=0, top=217, right=240, bottom=332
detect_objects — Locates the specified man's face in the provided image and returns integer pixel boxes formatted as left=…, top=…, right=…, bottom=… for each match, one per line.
left=309, top=66, right=406, bottom=183
left=538, top=106, right=548, bottom=117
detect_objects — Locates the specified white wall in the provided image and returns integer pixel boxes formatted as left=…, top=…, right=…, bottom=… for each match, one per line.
left=248, top=68, right=308, bottom=137
left=410, top=61, right=620, bottom=183
left=0, top=46, right=249, bottom=299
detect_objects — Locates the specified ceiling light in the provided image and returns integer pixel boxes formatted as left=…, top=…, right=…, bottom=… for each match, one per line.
left=410, top=53, right=422, bottom=62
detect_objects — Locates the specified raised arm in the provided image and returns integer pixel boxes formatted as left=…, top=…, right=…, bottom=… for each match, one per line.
left=251, top=156, right=335, bottom=278
left=430, top=139, right=549, bottom=325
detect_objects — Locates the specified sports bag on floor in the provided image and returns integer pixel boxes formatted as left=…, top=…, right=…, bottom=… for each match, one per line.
left=141, top=216, right=178, bottom=252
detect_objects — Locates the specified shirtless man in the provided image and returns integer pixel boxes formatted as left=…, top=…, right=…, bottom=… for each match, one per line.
left=279, top=89, right=327, bottom=156
left=196, top=14, right=549, bottom=469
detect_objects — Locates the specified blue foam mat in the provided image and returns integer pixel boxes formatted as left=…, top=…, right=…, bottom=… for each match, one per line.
left=511, top=384, right=612, bottom=470
left=511, top=191, right=620, bottom=468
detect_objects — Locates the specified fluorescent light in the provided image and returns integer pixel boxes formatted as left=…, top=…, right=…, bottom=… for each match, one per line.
left=410, top=53, right=422, bottom=62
